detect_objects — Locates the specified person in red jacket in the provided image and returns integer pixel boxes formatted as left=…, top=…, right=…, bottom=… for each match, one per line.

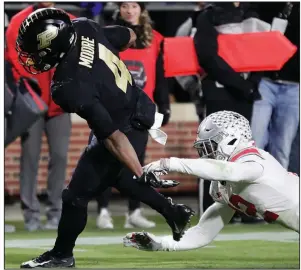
left=96, top=2, right=171, bottom=230
left=5, top=2, right=75, bottom=231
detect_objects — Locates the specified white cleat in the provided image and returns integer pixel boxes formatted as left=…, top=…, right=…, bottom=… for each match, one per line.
left=124, top=209, right=156, bottom=229
left=96, top=208, right=114, bottom=229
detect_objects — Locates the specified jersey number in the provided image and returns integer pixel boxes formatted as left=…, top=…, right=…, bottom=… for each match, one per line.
left=229, top=195, right=279, bottom=223
left=37, top=27, right=58, bottom=50
left=98, top=44, right=132, bottom=93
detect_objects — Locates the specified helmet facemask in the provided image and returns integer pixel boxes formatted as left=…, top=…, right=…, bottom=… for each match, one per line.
left=16, top=35, right=67, bottom=75
left=194, top=132, right=227, bottom=160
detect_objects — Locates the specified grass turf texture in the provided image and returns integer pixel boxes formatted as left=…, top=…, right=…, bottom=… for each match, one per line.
left=5, top=215, right=299, bottom=268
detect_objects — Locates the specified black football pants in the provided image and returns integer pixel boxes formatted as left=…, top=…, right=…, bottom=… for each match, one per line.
left=96, top=134, right=147, bottom=213
left=51, top=127, right=171, bottom=257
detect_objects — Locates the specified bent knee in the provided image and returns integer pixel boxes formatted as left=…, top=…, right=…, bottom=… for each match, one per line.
left=62, top=188, right=90, bottom=208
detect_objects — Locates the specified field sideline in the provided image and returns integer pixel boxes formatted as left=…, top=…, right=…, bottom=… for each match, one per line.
left=5, top=215, right=300, bottom=269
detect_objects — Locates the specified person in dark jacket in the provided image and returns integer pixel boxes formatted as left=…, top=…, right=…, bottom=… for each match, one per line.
left=193, top=2, right=262, bottom=220
left=96, top=2, right=170, bottom=230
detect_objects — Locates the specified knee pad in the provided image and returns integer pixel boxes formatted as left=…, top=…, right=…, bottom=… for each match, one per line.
left=62, top=188, right=89, bottom=208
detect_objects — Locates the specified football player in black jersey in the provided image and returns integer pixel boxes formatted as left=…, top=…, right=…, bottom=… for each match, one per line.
left=16, top=8, right=195, bottom=268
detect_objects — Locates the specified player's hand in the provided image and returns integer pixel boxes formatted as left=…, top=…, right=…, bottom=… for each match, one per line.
left=143, top=159, right=169, bottom=175
left=209, top=181, right=232, bottom=205
left=209, top=181, right=224, bottom=203
left=136, top=172, right=179, bottom=189
left=123, top=232, right=162, bottom=251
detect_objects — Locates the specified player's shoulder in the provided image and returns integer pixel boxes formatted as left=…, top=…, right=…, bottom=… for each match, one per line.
left=72, top=17, right=97, bottom=26
left=72, top=17, right=104, bottom=36
left=229, top=145, right=264, bottom=163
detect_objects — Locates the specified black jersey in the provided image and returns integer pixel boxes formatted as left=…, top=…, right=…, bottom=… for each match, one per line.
left=51, top=18, right=154, bottom=141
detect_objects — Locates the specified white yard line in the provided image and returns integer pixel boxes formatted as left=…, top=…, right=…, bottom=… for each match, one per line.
left=5, top=231, right=298, bottom=249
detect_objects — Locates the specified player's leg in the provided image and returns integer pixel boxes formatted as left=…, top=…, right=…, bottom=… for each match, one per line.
left=96, top=188, right=114, bottom=229
left=20, top=138, right=122, bottom=268
left=51, top=142, right=121, bottom=256
left=276, top=205, right=299, bottom=233
left=115, top=128, right=195, bottom=241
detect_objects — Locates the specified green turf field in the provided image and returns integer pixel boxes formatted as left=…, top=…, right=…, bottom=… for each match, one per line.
left=5, top=215, right=300, bottom=268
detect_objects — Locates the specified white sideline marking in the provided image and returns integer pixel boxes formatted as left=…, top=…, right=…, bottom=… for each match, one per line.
left=5, top=232, right=298, bottom=249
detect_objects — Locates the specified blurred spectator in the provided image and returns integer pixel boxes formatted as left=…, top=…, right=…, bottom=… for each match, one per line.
left=251, top=2, right=300, bottom=170
left=175, top=2, right=210, bottom=122
left=5, top=2, right=74, bottom=231
left=5, top=17, right=16, bottom=233
left=96, top=2, right=170, bottom=230
left=193, top=2, right=262, bottom=220
left=80, top=2, right=105, bottom=24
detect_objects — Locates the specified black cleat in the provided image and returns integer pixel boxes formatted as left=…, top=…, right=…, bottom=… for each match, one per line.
left=165, top=198, right=195, bottom=241
left=20, top=251, right=75, bottom=268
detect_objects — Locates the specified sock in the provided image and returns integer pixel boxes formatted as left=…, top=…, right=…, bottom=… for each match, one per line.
left=51, top=202, right=87, bottom=258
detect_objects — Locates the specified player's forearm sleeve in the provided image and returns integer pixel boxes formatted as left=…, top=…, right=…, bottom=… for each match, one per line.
left=160, top=203, right=234, bottom=251
left=168, top=158, right=263, bottom=182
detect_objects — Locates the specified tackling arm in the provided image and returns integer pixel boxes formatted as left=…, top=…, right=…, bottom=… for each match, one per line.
left=163, top=157, right=263, bottom=183
left=158, top=202, right=235, bottom=251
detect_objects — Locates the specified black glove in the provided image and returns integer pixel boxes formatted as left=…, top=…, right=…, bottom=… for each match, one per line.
left=158, top=105, right=170, bottom=126
left=136, top=172, right=180, bottom=189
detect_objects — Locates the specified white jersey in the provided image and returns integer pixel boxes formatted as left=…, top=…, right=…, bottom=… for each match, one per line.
left=168, top=144, right=299, bottom=225
left=209, top=146, right=299, bottom=223
left=133, top=144, right=299, bottom=252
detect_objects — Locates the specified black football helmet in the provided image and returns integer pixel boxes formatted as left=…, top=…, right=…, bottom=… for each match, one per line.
left=16, top=8, right=76, bottom=74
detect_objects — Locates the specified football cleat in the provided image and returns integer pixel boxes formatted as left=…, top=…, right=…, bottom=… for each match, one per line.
left=165, top=198, right=195, bottom=241
left=20, top=251, right=75, bottom=268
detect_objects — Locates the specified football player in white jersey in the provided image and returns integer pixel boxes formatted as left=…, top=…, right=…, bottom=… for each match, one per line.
left=123, top=110, right=299, bottom=252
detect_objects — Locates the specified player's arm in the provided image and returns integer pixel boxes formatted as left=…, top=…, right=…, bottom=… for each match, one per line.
left=104, top=130, right=143, bottom=177
left=129, top=202, right=234, bottom=251
left=159, top=202, right=235, bottom=251
left=145, top=158, right=263, bottom=183
left=103, top=26, right=136, bottom=51
left=51, top=82, right=143, bottom=178
left=77, top=102, right=143, bottom=178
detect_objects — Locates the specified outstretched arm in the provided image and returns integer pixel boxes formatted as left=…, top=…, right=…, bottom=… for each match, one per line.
left=149, top=202, right=235, bottom=251
left=144, top=158, right=263, bottom=183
